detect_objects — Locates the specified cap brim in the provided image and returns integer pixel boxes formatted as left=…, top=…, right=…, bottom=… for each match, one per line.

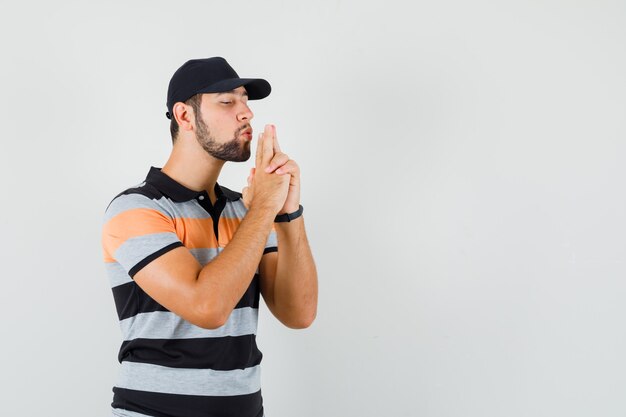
left=196, top=78, right=271, bottom=100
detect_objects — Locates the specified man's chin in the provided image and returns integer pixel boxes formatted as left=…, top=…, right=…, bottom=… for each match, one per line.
left=221, top=150, right=251, bottom=163
left=233, top=145, right=251, bottom=162
left=230, top=154, right=251, bottom=163
left=206, top=141, right=251, bottom=162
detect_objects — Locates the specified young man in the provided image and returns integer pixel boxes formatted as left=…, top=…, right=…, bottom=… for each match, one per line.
left=101, top=57, right=318, bottom=417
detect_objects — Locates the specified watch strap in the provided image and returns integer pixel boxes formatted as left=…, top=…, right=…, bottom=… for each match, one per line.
left=274, top=204, right=304, bottom=222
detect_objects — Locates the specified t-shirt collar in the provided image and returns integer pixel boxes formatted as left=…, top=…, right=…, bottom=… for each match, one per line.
left=144, top=166, right=240, bottom=203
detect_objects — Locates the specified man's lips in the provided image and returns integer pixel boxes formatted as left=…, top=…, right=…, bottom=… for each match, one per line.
left=240, top=128, right=253, bottom=140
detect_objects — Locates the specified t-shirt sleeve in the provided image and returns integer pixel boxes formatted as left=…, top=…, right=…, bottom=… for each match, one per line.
left=102, top=193, right=184, bottom=278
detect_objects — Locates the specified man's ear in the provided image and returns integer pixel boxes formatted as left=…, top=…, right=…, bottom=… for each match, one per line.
left=173, top=102, right=194, bottom=133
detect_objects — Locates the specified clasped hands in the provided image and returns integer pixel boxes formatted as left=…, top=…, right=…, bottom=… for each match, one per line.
left=242, top=124, right=301, bottom=215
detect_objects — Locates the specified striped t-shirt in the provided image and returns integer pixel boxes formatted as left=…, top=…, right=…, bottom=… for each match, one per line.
left=101, top=166, right=277, bottom=417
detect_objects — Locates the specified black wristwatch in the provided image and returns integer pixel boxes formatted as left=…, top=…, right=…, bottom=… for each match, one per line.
left=274, top=205, right=304, bottom=222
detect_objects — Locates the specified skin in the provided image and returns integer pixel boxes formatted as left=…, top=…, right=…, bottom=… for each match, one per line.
left=133, top=86, right=318, bottom=329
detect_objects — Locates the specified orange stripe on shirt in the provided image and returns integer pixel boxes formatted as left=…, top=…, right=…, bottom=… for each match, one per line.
left=216, top=217, right=243, bottom=247
left=173, top=217, right=219, bottom=249
left=102, top=208, right=178, bottom=260
left=102, top=210, right=249, bottom=261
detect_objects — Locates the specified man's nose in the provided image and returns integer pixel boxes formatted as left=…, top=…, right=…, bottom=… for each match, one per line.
left=238, top=103, right=254, bottom=122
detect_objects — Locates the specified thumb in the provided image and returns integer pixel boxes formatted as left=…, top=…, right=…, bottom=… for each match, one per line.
left=242, top=186, right=250, bottom=208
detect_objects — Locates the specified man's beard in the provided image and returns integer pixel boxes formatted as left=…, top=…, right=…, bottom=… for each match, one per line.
left=195, top=114, right=251, bottom=162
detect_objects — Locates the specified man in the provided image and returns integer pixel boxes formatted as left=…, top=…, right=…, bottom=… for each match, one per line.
left=101, top=57, right=318, bottom=417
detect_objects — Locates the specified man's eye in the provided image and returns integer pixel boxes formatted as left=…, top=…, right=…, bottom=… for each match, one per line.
left=220, top=101, right=232, bottom=104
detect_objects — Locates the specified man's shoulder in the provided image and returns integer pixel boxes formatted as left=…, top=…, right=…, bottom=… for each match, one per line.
left=104, top=181, right=163, bottom=218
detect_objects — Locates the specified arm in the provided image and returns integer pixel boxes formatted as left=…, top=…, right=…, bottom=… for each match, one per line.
left=134, top=205, right=276, bottom=329
left=259, top=216, right=318, bottom=329
left=243, top=125, right=318, bottom=329
left=129, top=130, right=289, bottom=329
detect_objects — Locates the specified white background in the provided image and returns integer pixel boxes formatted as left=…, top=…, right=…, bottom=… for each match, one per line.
left=1, top=1, right=625, bottom=416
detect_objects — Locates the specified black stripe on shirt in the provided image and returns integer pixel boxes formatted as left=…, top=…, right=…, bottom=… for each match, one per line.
left=263, top=246, right=277, bottom=255
left=129, top=241, right=185, bottom=278
left=112, top=280, right=168, bottom=320
left=113, top=275, right=261, bottom=321
left=118, top=334, right=263, bottom=370
left=112, top=387, right=263, bottom=417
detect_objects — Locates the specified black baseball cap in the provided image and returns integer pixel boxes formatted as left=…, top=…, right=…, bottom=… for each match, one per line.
left=165, top=57, right=271, bottom=119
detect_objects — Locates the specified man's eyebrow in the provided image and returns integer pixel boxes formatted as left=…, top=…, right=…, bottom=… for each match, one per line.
left=216, top=89, right=248, bottom=97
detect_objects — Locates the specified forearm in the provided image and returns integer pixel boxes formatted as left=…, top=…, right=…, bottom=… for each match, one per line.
left=196, top=205, right=275, bottom=323
left=273, top=216, right=318, bottom=327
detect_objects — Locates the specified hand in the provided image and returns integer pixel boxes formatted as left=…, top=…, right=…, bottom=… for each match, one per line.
left=243, top=124, right=301, bottom=215
left=242, top=166, right=256, bottom=209
left=243, top=125, right=290, bottom=215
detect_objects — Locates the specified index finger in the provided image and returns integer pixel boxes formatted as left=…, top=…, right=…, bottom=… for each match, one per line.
left=262, top=124, right=275, bottom=167
left=255, top=132, right=264, bottom=169
left=272, top=126, right=281, bottom=153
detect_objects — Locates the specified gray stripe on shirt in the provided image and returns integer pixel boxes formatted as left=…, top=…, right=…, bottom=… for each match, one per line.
left=189, top=247, right=220, bottom=266
left=114, top=232, right=181, bottom=273
left=106, top=261, right=133, bottom=288
left=104, top=192, right=166, bottom=223
left=266, top=230, right=277, bottom=248
left=111, top=408, right=154, bottom=417
left=105, top=193, right=249, bottom=223
left=120, top=307, right=258, bottom=340
left=116, top=361, right=261, bottom=396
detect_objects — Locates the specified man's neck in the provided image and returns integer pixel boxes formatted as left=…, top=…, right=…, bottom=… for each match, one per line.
left=161, top=142, right=225, bottom=205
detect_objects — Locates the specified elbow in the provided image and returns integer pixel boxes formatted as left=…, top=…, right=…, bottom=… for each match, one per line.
left=195, top=312, right=227, bottom=330
left=192, top=300, right=228, bottom=330
left=284, top=310, right=317, bottom=330
left=197, top=316, right=227, bottom=330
